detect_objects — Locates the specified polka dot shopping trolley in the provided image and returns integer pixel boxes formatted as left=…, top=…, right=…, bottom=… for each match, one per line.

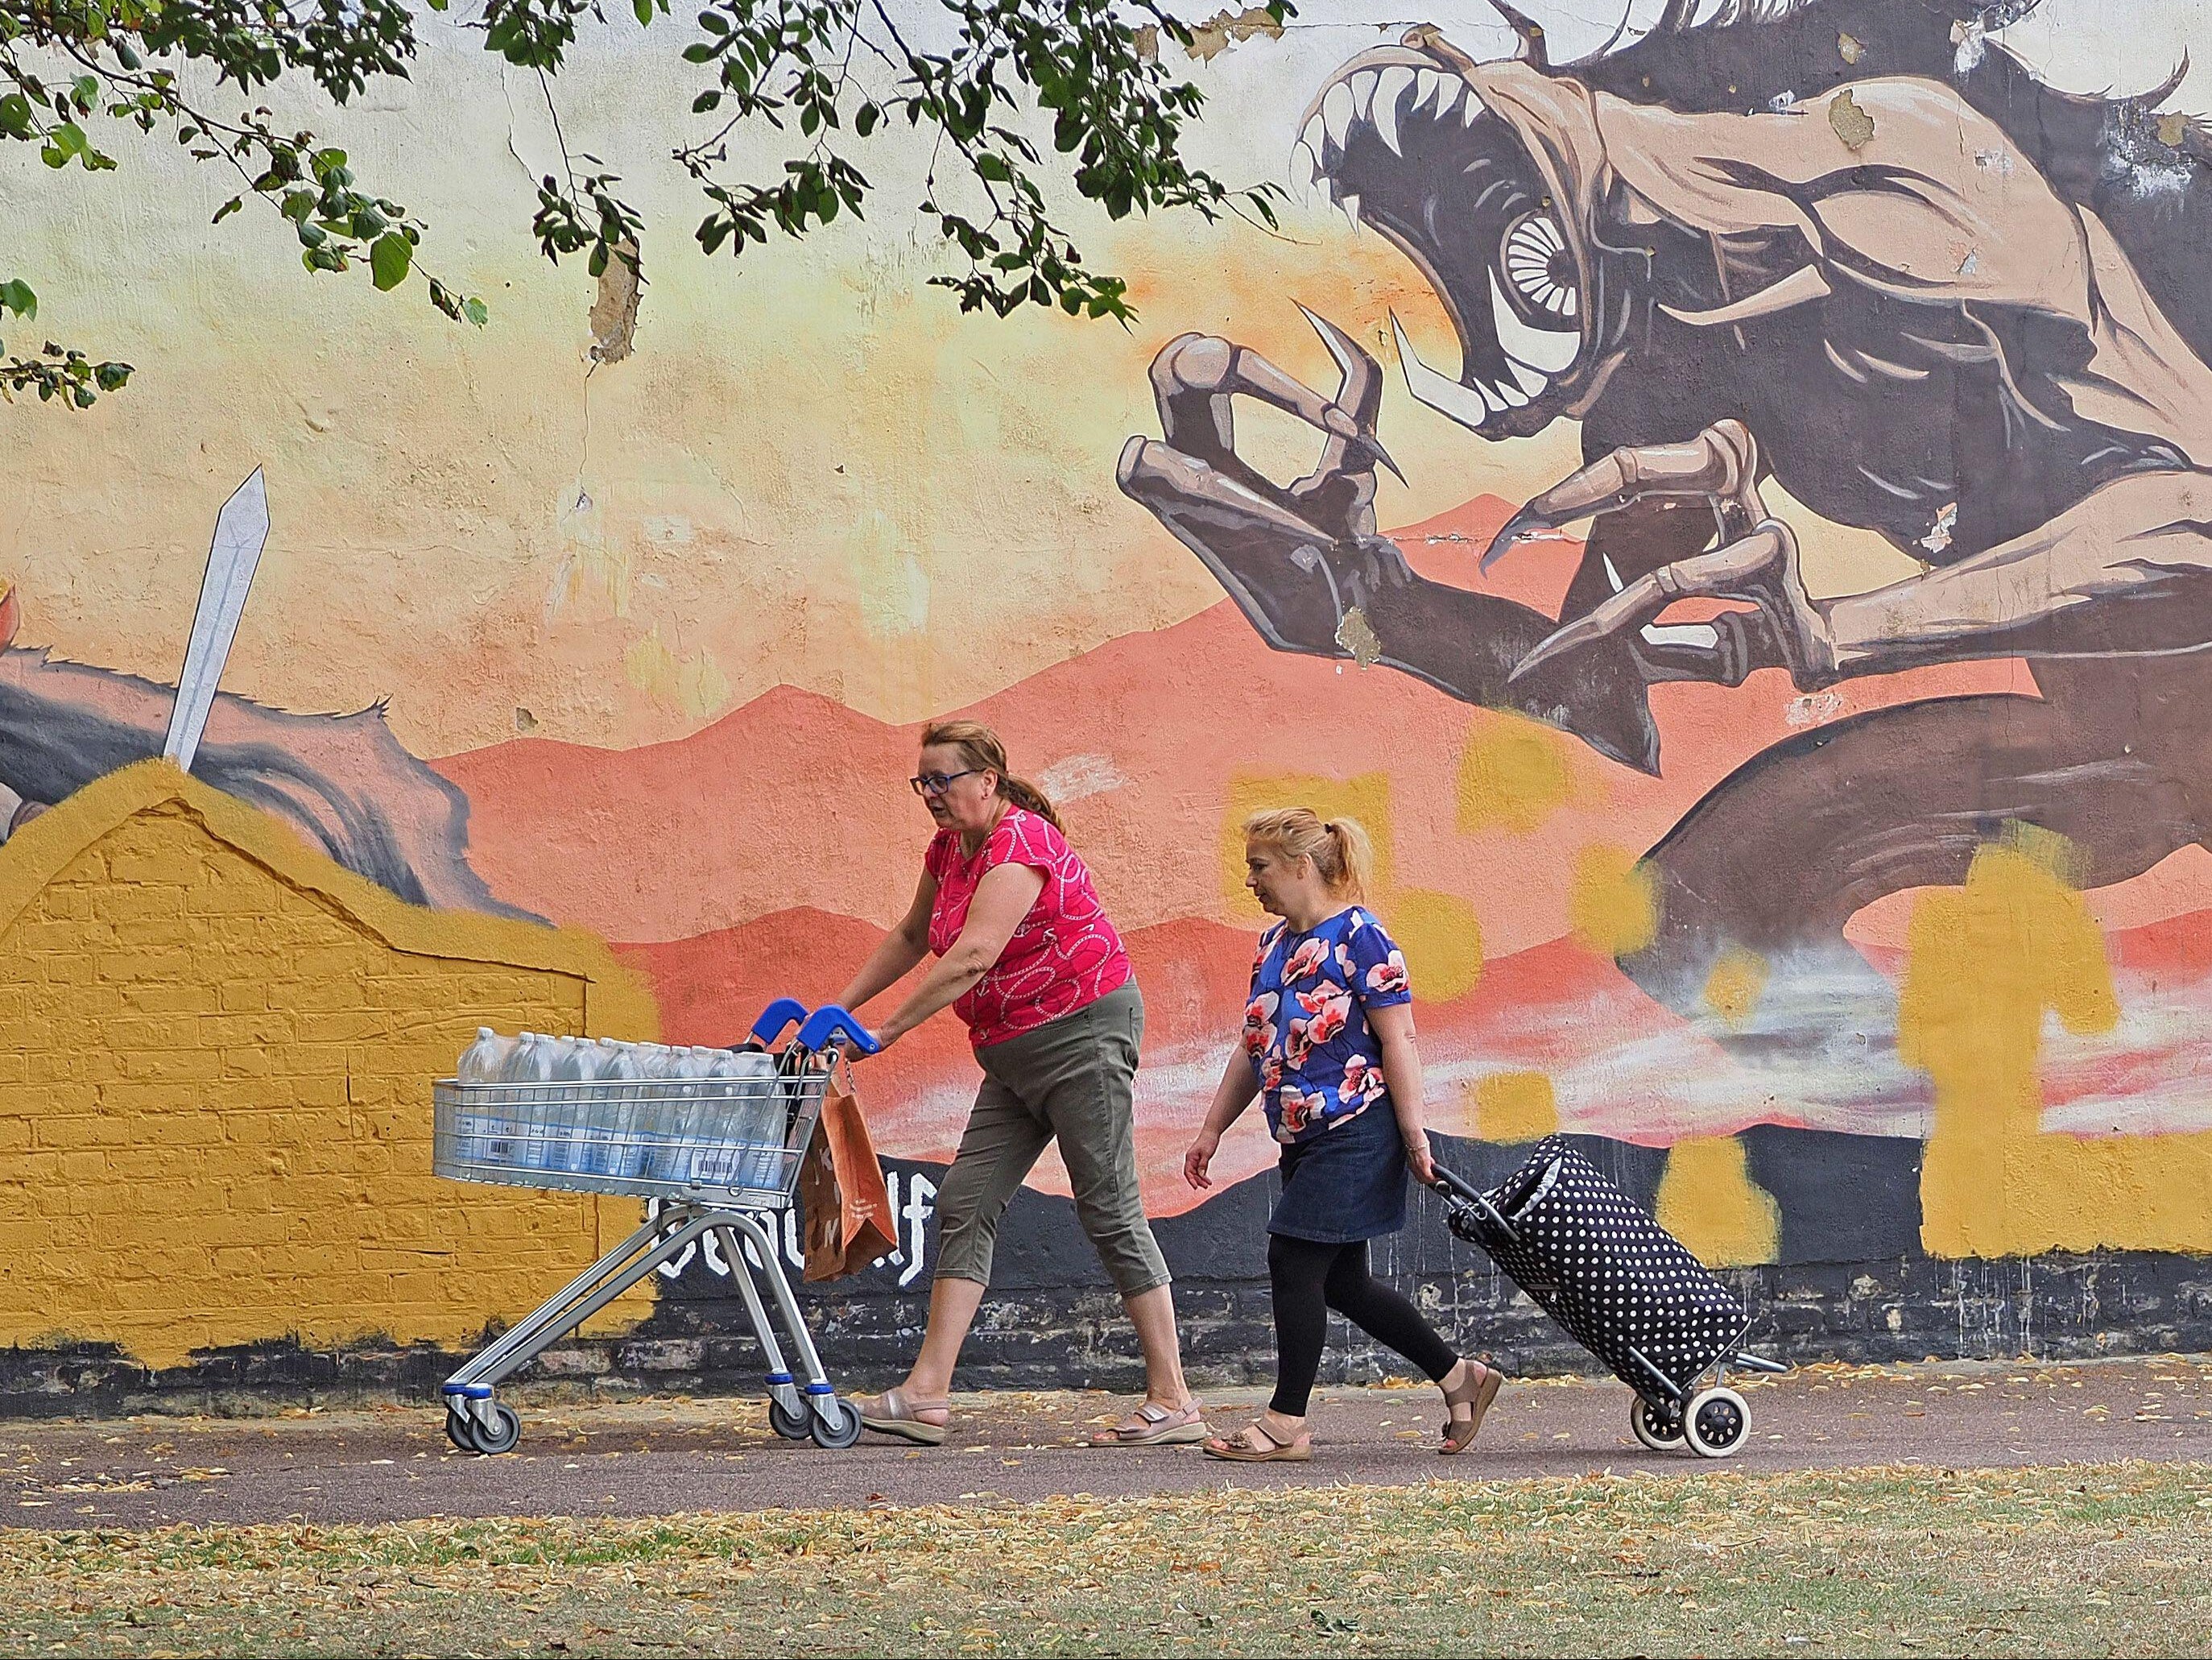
left=1433, top=1135, right=1788, bottom=1458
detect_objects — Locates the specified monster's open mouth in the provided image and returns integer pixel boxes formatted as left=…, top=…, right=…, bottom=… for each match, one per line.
left=1292, top=45, right=1589, bottom=438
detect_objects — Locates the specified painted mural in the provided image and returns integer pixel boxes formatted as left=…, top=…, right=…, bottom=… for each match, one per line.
left=10, top=0, right=2212, bottom=1376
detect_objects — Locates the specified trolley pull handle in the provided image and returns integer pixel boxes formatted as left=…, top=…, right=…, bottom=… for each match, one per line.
left=796, top=1004, right=882, bottom=1056
left=1430, top=1165, right=1486, bottom=1204
left=748, top=997, right=811, bottom=1048
left=1430, top=1165, right=1521, bottom=1244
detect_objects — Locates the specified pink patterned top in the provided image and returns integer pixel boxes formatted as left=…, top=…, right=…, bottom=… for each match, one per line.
left=924, top=806, right=1133, bottom=1049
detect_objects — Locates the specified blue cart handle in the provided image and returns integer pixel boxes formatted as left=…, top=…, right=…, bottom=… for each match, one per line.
left=797, top=1004, right=882, bottom=1056
left=747, top=996, right=810, bottom=1048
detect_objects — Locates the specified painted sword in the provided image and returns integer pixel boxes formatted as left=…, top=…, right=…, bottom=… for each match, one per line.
left=161, top=468, right=269, bottom=776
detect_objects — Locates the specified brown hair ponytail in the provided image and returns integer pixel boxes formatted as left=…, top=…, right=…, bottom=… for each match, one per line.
left=920, top=718, right=1064, bottom=832
left=1242, top=807, right=1375, bottom=903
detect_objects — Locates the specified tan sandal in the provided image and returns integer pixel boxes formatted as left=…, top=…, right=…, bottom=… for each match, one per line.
left=1440, top=1359, right=1502, bottom=1455
left=858, top=1386, right=951, bottom=1446
left=1201, top=1419, right=1312, bottom=1463
left=1088, top=1400, right=1209, bottom=1447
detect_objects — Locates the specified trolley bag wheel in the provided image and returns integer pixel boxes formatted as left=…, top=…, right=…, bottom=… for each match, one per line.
left=444, top=1407, right=480, bottom=1455
left=468, top=1402, right=524, bottom=1457
left=1630, top=1396, right=1685, bottom=1452
left=1683, top=1387, right=1749, bottom=1459
left=767, top=1397, right=813, bottom=1441
left=808, top=1397, right=864, bottom=1451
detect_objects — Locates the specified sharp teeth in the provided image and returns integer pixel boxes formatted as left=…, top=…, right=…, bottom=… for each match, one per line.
left=1491, top=375, right=1529, bottom=409
left=1602, top=554, right=1625, bottom=593
left=1337, top=190, right=1361, bottom=229
left=1507, top=358, right=1548, bottom=397
left=1370, top=65, right=1416, bottom=155
left=1412, top=69, right=1447, bottom=115
left=1321, top=81, right=1355, bottom=151
left=1433, top=75, right=1467, bottom=120
left=1463, top=88, right=1487, bottom=126
left=1288, top=139, right=1320, bottom=201
left=1491, top=271, right=1581, bottom=375
left=1350, top=68, right=1379, bottom=122
left=1391, top=313, right=1494, bottom=433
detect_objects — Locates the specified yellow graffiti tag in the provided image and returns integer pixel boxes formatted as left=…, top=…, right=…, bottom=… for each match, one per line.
left=1568, top=844, right=1660, bottom=958
left=1455, top=713, right=1574, bottom=836
left=1655, top=1136, right=1780, bottom=1267
left=1702, top=945, right=1770, bottom=1031
left=1901, top=830, right=2212, bottom=1257
left=1470, top=1071, right=1558, bottom=1144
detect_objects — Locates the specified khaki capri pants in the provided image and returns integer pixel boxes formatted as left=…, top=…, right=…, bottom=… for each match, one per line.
left=932, top=981, right=1171, bottom=1298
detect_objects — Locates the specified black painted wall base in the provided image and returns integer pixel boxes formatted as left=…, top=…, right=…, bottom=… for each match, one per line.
left=8, top=1131, right=2211, bottom=1416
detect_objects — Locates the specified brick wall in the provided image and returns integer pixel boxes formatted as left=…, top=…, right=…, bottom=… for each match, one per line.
left=0, top=764, right=658, bottom=1370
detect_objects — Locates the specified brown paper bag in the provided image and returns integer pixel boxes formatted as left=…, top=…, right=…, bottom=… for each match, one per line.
left=798, top=1079, right=896, bottom=1282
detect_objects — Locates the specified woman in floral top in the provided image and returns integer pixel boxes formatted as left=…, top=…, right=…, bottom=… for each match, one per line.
left=1185, top=808, right=1503, bottom=1462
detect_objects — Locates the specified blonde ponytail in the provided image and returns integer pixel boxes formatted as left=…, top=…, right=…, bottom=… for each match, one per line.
left=920, top=718, right=1065, bottom=833
left=1242, top=807, right=1372, bottom=903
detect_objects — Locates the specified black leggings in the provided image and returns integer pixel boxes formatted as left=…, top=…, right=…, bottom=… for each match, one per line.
left=1267, top=1234, right=1460, bottom=1417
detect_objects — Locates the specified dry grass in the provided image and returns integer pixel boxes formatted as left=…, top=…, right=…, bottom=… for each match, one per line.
left=2, top=1459, right=2208, bottom=1657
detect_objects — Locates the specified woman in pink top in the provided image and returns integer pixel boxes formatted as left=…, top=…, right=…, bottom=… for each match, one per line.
left=834, top=719, right=1202, bottom=1448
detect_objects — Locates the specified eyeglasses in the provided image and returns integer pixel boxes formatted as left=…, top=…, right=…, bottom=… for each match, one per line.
left=909, top=769, right=981, bottom=797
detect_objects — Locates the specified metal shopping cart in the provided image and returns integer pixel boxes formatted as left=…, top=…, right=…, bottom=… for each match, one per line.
left=429, top=998, right=879, bottom=1456
left=1434, top=1135, right=1787, bottom=1458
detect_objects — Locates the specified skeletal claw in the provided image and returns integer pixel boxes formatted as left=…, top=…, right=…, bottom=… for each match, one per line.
left=1481, top=507, right=1551, bottom=571
left=1334, top=420, right=1405, bottom=484
left=1508, top=614, right=1611, bottom=684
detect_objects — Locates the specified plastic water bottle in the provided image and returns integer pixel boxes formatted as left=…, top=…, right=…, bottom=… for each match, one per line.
left=452, top=1027, right=512, bottom=1165
left=635, top=1043, right=689, bottom=1184
left=499, top=1032, right=557, bottom=1169
left=457, top=1026, right=513, bottom=1083
left=714, top=1047, right=785, bottom=1193
left=546, top=1035, right=604, bottom=1174
left=591, top=1037, right=643, bottom=1179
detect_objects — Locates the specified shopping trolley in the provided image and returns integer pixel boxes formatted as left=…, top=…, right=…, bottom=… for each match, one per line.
left=429, top=998, right=879, bottom=1455
left=1434, top=1135, right=1787, bottom=1458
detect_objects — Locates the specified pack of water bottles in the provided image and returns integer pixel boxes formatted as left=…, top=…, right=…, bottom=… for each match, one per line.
left=432, top=1027, right=817, bottom=1200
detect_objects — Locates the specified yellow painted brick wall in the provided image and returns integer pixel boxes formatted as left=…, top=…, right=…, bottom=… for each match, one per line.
left=0, top=765, right=661, bottom=1368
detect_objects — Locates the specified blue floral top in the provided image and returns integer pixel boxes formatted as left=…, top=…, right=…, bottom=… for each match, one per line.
left=1243, top=906, right=1412, bottom=1145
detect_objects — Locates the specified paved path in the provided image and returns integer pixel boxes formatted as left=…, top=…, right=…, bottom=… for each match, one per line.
left=6, top=1356, right=2209, bottom=1529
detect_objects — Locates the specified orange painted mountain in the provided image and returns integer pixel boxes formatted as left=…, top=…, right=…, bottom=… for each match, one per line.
left=614, top=887, right=2212, bottom=1214
left=438, top=494, right=2040, bottom=958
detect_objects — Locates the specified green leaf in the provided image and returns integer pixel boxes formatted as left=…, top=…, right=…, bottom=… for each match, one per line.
left=463, top=296, right=489, bottom=327
left=370, top=231, right=412, bottom=292
left=0, top=280, right=35, bottom=321
left=855, top=101, right=879, bottom=137
left=212, top=196, right=244, bottom=224
left=0, top=94, right=33, bottom=139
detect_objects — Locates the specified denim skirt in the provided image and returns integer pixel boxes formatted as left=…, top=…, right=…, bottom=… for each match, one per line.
left=1267, top=1100, right=1409, bottom=1244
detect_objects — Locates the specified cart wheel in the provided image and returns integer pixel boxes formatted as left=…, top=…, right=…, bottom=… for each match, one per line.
left=767, top=1397, right=813, bottom=1441
left=808, top=1398, right=864, bottom=1450
left=1630, top=1397, right=1685, bottom=1452
left=444, top=1407, right=480, bottom=1455
left=469, top=1403, right=523, bottom=1457
left=1683, top=1387, right=1748, bottom=1459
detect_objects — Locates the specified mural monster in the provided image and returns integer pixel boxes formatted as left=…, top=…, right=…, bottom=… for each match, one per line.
left=1120, top=0, right=2212, bottom=1114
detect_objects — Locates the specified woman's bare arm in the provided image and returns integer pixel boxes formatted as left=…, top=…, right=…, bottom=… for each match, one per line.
left=1185, top=1047, right=1262, bottom=1190
left=1369, top=1001, right=1436, bottom=1185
